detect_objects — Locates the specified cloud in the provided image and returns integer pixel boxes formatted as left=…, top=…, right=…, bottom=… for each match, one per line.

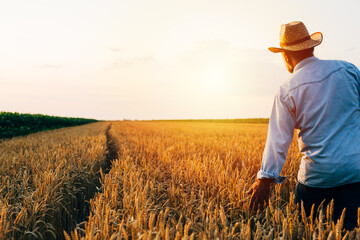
left=108, top=55, right=155, bottom=69
left=40, top=64, right=63, bottom=69
left=108, top=47, right=121, bottom=53
left=344, top=46, right=356, bottom=52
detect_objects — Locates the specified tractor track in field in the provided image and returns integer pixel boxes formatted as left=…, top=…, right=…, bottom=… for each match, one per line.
left=104, top=123, right=119, bottom=174
left=68, top=123, right=119, bottom=237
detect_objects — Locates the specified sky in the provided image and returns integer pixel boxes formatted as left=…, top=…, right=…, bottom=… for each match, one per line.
left=1, top=0, right=359, bottom=120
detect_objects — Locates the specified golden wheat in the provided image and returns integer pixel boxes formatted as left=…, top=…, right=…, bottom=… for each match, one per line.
left=2, top=121, right=359, bottom=239
left=0, top=122, right=108, bottom=239
left=66, top=121, right=360, bottom=239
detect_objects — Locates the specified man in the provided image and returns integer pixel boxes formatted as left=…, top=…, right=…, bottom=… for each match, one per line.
left=247, top=21, right=360, bottom=230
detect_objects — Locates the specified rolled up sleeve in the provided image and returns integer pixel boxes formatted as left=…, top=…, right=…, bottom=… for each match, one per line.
left=257, top=92, right=296, bottom=184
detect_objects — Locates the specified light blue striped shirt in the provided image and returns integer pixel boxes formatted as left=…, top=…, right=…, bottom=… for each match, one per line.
left=257, top=56, right=360, bottom=188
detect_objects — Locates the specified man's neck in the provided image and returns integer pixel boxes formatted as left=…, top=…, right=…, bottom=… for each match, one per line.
left=293, top=56, right=318, bottom=73
left=292, top=54, right=314, bottom=68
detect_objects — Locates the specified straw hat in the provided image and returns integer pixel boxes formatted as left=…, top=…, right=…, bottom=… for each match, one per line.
left=268, top=21, right=323, bottom=53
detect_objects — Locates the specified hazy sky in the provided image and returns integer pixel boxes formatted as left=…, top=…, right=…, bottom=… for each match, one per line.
left=1, top=0, right=359, bottom=120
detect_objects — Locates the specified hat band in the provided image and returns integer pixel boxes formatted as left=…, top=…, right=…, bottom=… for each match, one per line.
left=281, top=35, right=311, bottom=47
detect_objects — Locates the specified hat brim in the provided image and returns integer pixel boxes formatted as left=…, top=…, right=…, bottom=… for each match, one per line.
left=268, top=32, right=323, bottom=53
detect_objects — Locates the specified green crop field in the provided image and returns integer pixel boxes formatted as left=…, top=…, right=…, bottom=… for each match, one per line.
left=0, top=112, right=98, bottom=139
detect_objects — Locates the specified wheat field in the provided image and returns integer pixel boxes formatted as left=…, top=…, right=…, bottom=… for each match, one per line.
left=67, top=121, right=359, bottom=239
left=0, top=122, right=108, bottom=239
left=1, top=121, right=359, bottom=239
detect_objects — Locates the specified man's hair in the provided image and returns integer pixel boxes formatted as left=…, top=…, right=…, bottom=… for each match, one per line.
left=285, top=47, right=314, bottom=60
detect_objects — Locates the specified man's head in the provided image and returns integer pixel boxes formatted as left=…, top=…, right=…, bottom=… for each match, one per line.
left=268, top=21, right=322, bottom=73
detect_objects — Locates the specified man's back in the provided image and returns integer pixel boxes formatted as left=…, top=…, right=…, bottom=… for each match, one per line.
left=279, top=56, right=360, bottom=187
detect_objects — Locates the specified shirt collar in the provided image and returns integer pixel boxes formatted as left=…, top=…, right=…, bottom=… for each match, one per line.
left=294, top=56, right=319, bottom=72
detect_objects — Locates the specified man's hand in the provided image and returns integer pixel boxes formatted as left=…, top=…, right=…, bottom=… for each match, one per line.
left=246, top=178, right=274, bottom=211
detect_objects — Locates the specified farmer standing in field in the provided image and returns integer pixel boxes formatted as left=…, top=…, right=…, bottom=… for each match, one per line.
left=247, top=21, right=360, bottom=230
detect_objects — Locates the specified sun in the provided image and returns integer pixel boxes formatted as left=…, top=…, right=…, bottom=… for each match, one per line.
left=206, top=67, right=227, bottom=89
left=199, top=60, right=232, bottom=93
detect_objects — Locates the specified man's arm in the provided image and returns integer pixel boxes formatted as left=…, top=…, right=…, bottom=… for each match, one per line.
left=248, top=91, right=296, bottom=211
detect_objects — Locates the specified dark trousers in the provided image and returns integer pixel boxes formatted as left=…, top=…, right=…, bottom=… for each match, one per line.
left=295, top=181, right=360, bottom=230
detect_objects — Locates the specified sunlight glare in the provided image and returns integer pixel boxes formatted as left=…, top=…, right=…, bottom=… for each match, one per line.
left=204, top=66, right=229, bottom=90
